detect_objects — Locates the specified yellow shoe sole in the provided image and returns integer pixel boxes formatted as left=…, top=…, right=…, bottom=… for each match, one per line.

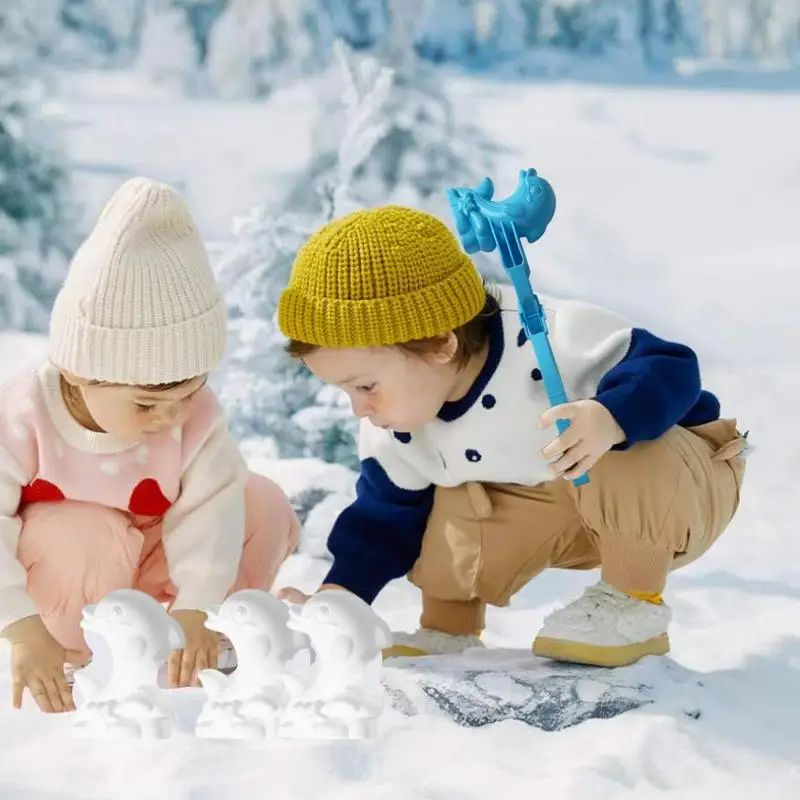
left=532, top=632, right=670, bottom=667
left=382, top=645, right=429, bottom=660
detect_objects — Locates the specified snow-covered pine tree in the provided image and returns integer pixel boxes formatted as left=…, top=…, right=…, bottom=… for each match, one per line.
left=699, top=0, right=800, bottom=63
left=636, top=0, right=701, bottom=67
left=206, top=0, right=289, bottom=98
left=204, top=0, right=329, bottom=99
left=135, top=0, right=202, bottom=93
left=515, top=0, right=547, bottom=47
left=766, top=0, right=800, bottom=62
left=319, top=0, right=389, bottom=51
left=415, top=0, right=480, bottom=64
left=482, top=0, right=531, bottom=59
left=0, top=3, right=80, bottom=332
left=212, top=40, right=395, bottom=469
left=201, top=0, right=389, bottom=100
left=170, top=0, right=228, bottom=68
left=481, top=0, right=702, bottom=72
left=57, top=0, right=146, bottom=66
left=523, top=0, right=633, bottom=57
left=283, top=0, right=501, bottom=274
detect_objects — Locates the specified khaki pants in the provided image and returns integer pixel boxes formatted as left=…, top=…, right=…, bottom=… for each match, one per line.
left=408, top=419, right=747, bottom=636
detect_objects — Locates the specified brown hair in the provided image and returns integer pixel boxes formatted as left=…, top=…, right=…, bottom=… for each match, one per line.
left=57, top=373, right=206, bottom=437
left=84, top=378, right=199, bottom=392
left=285, top=284, right=500, bottom=368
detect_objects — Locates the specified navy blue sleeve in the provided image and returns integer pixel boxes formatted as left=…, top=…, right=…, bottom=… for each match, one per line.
left=323, top=457, right=434, bottom=604
left=594, top=328, right=703, bottom=449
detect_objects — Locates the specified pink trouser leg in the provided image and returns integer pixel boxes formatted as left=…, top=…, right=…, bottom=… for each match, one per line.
left=16, top=473, right=300, bottom=654
left=132, top=472, right=299, bottom=602
left=228, top=472, right=300, bottom=594
left=17, top=500, right=144, bottom=658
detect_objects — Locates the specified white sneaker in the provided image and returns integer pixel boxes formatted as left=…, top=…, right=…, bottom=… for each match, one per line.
left=533, top=581, right=671, bottom=667
left=382, top=628, right=485, bottom=659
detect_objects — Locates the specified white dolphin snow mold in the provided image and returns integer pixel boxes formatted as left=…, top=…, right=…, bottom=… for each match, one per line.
left=278, top=589, right=393, bottom=740
left=195, top=589, right=311, bottom=739
left=71, top=589, right=184, bottom=739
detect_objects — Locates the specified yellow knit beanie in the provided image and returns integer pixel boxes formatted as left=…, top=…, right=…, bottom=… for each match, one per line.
left=277, top=206, right=486, bottom=348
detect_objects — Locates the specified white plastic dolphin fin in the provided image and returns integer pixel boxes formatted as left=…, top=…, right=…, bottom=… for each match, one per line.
left=197, top=669, right=228, bottom=697
left=282, top=672, right=306, bottom=697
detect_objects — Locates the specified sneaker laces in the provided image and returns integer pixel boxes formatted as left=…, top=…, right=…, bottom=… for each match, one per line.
left=544, top=583, right=632, bottom=626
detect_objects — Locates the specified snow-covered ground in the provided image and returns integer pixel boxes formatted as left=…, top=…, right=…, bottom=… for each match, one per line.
left=1, top=70, right=799, bottom=798
left=57, top=70, right=320, bottom=242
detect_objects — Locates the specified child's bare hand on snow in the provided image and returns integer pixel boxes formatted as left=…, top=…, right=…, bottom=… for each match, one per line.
left=539, top=399, right=626, bottom=480
left=168, top=609, right=219, bottom=688
left=3, top=615, right=74, bottom=713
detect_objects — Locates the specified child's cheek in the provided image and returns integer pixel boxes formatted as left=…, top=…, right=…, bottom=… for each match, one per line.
left=373, top=391, right=390, bottom=416
left=125, top=408, right=150, bottom=435
left=132, top=411, right=147, bottom=431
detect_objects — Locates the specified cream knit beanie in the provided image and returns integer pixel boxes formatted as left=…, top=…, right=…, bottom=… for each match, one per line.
left=49, top=177, right=227, bottom=385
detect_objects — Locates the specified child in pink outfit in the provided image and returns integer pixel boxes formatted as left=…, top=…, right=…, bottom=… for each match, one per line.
left=0, top=177, right=300, bottom=714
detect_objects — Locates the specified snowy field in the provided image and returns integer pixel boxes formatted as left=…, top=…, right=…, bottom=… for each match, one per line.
left=57, top=70, right=321, bottom=243
left=1, top=69, right=799, bottom=798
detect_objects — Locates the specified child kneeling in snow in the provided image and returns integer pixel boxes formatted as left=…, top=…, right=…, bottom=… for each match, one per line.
left=276, top=205, right=747, bottom=667
left=0, top=178, right=299, bottom=713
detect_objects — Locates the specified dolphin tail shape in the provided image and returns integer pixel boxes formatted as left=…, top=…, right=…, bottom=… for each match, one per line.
left=197, top=668, right=229, bottom=697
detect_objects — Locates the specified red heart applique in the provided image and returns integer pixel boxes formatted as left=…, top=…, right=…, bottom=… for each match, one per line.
left=21, top=479, right=65, bottom=506
left=128, top=479, right=172, bottom=517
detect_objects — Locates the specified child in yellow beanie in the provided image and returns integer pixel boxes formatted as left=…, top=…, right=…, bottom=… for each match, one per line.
left=276, top=205, right=748, bottom=667
left=0, top=177, right=299, bottom=713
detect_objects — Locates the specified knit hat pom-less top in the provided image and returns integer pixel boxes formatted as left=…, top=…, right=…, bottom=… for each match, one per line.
left=277, top=206, right=487, bottom=348
left=49, top=177, right=228, bottom=386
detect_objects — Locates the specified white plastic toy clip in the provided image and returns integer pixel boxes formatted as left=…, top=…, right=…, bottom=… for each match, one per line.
left=71, top=589, right=184, bottom=739
left=194, top=590, right=311, bottom=739
left=277, top=589, right=392, bottom=740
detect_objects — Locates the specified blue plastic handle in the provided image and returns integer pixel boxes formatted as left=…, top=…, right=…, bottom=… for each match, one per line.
left=446, top=168, right=589, bottom=487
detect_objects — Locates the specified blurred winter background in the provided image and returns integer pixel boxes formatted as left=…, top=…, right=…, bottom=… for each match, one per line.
left=3, top=0, right=797, bottom=556
left=1, top=2, right=799, bottom=797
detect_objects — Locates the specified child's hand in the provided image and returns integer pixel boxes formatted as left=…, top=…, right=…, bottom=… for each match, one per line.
left=168, top=609, right=219, bottom=688
left=3, top=615, right=74, bottom=713
left=539, top=399, right=626, bottom=480
left=277, top=584, right=347, bottom=605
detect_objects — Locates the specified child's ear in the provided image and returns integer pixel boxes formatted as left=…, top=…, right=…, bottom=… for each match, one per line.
left=429, top=332, right=459, bottom=365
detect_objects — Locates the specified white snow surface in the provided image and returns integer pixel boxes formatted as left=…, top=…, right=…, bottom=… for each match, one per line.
left=57, top=69, right=321, bottom=242
left=0, top=69, right=799, bottom=798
